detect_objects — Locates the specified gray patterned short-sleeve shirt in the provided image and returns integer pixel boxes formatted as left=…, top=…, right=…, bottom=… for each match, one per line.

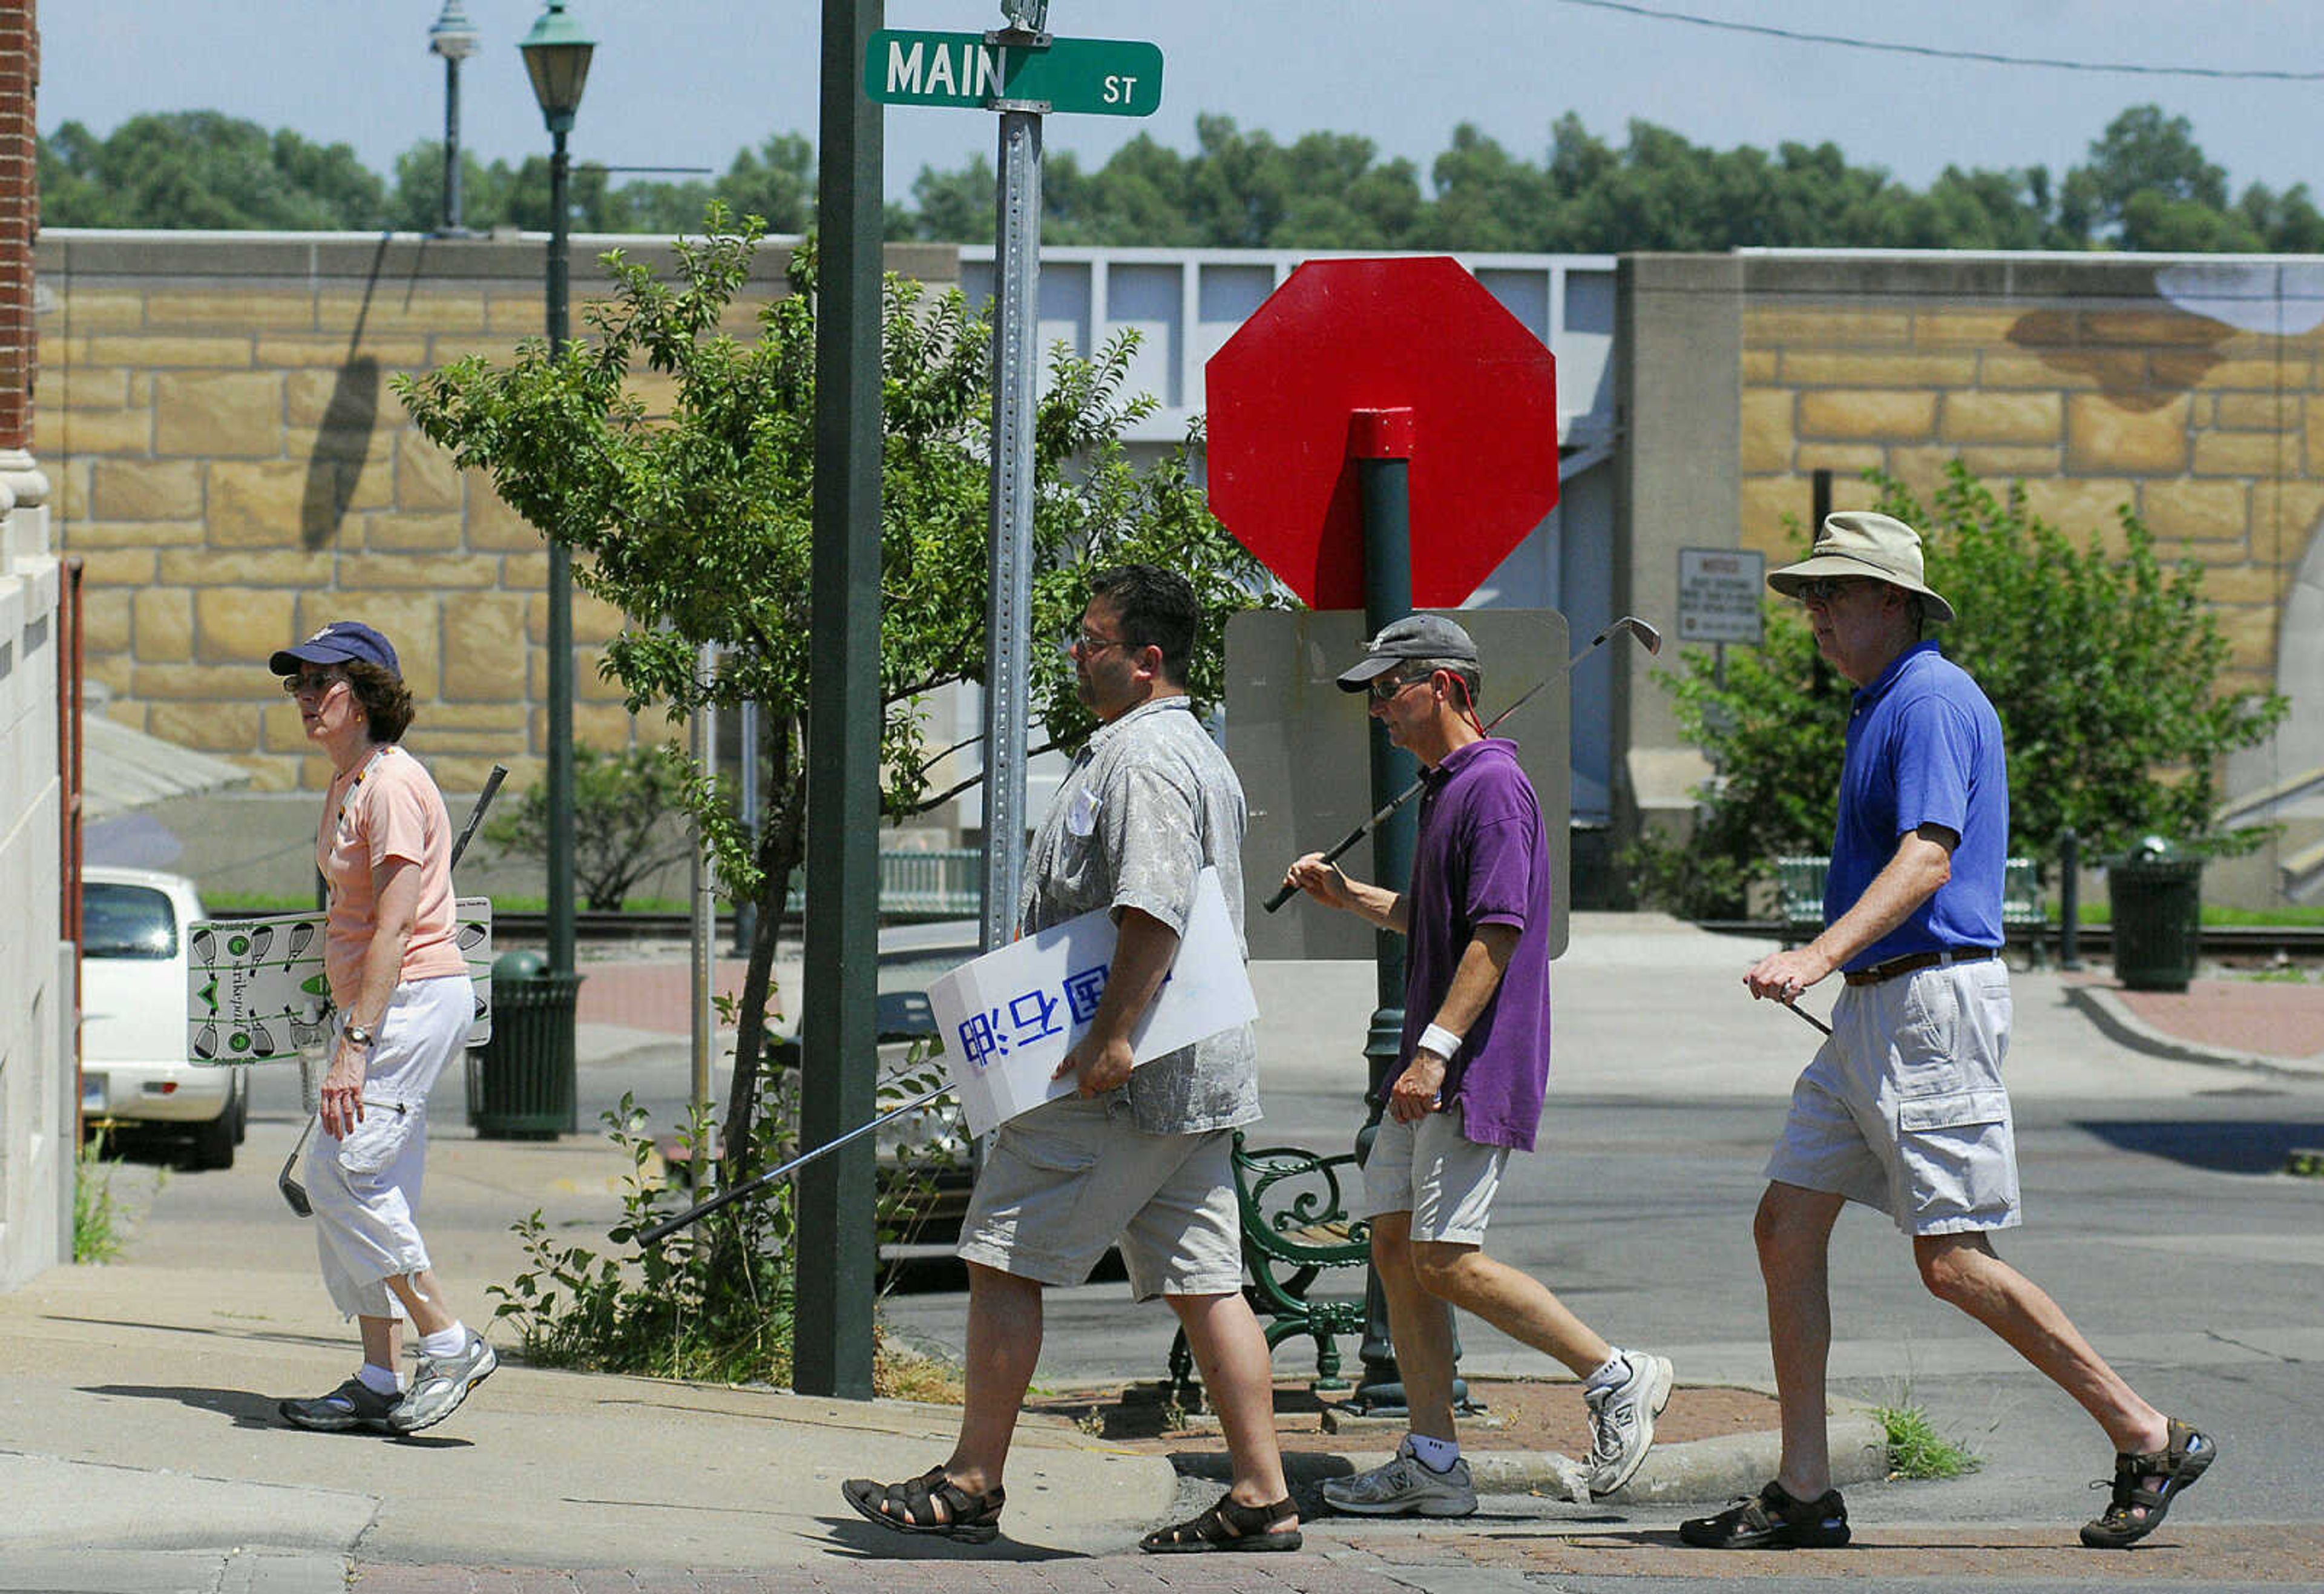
left=1018, top=696, right=1261, bottom=1135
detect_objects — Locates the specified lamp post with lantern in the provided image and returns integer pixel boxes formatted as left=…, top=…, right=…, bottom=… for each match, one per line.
left=426, top=1, right=481, bottom=235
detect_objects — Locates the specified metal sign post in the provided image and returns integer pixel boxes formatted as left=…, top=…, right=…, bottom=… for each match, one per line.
left=865, top=7, right=1165, bottom=956
left=980, top=24, right=1045, bottom=954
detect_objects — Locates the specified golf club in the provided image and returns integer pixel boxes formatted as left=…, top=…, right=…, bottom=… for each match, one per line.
left=278, top=765, right=507, bottom=1217
left=1263, top=615, right=1663, bottom=912
left=1782, top=998, right=1833, bottom=1036
left=634, top=1078, right=956, bottom=1248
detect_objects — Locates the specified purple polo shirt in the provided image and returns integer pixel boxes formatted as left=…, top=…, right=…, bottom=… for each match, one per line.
left=1401, top=737, right=1554, bottom=1153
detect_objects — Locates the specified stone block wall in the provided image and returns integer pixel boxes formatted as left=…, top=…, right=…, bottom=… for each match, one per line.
left=1730, top=254, right=2323, bottom=901
left=39, top=231, right=959, bottom=820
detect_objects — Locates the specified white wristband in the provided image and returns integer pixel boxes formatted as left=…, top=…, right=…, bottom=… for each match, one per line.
left=1417, top=1023, right=1463, bottom=1062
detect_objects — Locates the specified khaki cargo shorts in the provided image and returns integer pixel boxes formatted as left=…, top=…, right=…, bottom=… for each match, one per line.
left=956, top=1093, right=1244, bottom=1302
left=1766, top=959, right=2022, bottom=1236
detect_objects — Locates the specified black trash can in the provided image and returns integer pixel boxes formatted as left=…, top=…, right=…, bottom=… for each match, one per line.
left=470, top=949, right=582, bottom=1139
left=2108, top=838, right=2204, bottom=993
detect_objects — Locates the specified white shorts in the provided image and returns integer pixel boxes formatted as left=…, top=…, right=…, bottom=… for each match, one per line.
left=1765, top=959, right=2022, bottom=1236
left=1357, top=1104, right=1510, bottom=1245
left=307, top=975, right=468, bottom=1319
left=955, top=1093, right=1244, bottom=1302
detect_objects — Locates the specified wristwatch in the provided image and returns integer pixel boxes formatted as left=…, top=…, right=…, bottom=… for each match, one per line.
left=344, top=1023, right=375, bottom=1047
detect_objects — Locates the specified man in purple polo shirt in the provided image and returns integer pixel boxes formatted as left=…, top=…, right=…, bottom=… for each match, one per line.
left=1284, top=614, right=1676, bottom=1517
left=1690, top=512, right=2214, bottom=1553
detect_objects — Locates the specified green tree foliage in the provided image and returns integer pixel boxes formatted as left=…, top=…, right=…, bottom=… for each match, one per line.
left=45, top=102, right=2324, bottom=254
left=41, top=113, right=386, bottom=229
left=482, top=743, right=695, bottom=911
left=1633, top=463, right=2286, bottom=918
left=395, top=207, right=1279, bottom=1176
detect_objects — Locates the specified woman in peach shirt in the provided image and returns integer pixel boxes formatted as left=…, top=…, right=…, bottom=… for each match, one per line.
left=271, top=621, right=496, bottom=1437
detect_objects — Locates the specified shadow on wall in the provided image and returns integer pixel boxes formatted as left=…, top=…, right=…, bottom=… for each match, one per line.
left=300, top=234, right=390, bottom=550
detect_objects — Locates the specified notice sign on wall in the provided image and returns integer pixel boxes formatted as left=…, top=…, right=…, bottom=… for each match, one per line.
left=1678, top=548, right=1767, bottom=645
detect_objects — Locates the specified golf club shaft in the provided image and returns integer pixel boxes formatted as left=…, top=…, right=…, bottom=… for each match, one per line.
left=449, top=765, right=506, bottom=871
left=634, top=1079, right=956, bottom=1247
left=1783, top=999, right=1833, bottom=1036
left=1262, top=617, right=1658, bottom=912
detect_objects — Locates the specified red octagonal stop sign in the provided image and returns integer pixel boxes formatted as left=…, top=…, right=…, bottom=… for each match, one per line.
left=1206, top=257, right=1559, bottom=611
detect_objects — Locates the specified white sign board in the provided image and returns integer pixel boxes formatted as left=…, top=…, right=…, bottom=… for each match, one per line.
left=1678, top=547, right=1767, bottom=645
left=928, top=868, right=1257, bottom=1138
left=186, top=899, right=493, bottom=1063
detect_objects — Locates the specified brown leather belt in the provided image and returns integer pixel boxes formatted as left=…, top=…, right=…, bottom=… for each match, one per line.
left=1842, top=946, right=2000, bottom=987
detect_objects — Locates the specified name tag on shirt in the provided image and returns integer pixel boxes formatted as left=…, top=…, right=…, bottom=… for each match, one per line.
left=928, top=866, right=1255, bottom=1138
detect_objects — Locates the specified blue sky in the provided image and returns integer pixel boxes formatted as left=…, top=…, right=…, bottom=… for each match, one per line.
left=41, top=2, right=2324, bottom=206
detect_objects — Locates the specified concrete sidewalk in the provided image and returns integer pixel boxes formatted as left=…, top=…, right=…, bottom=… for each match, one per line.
left=5, top=912, right=2316, bottom=1591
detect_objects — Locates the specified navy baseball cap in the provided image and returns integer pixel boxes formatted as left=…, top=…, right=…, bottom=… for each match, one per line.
left=1336, top=614, right=1480, bottom=691
left=269, top=621, right=401, bottom=678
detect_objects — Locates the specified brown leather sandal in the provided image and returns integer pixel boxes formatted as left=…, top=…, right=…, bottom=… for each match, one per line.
left=842, top=1465, right=1005, bottom=1545
left=2081, top=1418, right=2216, bottom=1549
left=1140, top=1490, right=1303, bottom=1554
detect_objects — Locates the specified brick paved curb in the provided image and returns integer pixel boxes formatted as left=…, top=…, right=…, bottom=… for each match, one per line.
left=2064, top=985, right=2324, bottom=1082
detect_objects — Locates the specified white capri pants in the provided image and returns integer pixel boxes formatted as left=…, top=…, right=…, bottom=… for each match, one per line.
left=308, top=975, right=469, bottom=1319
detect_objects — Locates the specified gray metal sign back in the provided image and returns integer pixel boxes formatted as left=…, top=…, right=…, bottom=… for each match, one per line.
left=1230, top=608, right=1572, bottom=963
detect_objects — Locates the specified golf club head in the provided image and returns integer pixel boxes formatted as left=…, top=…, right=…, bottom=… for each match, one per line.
left=278, top=1167, right=312, bottom=1217
left=1612, top=614, right=1663, bottom=656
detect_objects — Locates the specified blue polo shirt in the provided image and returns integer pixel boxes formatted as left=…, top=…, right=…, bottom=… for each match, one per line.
left=1827, top=642, right=2009, bottom=972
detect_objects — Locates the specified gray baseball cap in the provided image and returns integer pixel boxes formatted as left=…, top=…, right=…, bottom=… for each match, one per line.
left=1336, top=614, right=1480, bottom=691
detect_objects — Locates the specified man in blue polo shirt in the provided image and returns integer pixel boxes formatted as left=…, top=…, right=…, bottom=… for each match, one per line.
left=1686, top=512, right=2214, bottom=1553
left=1284, top=614, right=1675, bottom=1517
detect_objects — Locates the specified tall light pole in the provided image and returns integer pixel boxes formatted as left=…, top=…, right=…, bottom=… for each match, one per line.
left=427, top=1, right=481, bottom=235
left=520, top=1, right=594, bottom=1022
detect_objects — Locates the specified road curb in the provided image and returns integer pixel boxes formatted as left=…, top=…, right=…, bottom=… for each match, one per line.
left=2063, top=984, right=2324, bottom=1082
left=1173, top=1392, right=1889, bottom=1505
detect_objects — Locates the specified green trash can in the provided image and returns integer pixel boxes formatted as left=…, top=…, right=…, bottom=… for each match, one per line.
left=470, top=950, right=582, bottom=1139
left=2108, top=838, right=2204, bottom=992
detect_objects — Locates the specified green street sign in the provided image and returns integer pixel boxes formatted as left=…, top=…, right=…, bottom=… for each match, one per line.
left=865, top=30, right=1163, bottom=117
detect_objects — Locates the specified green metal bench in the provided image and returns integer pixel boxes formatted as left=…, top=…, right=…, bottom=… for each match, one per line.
left=1777, top=852, right=2047, bottom=962
left=1166, top=1130, right=1371, bottom=1405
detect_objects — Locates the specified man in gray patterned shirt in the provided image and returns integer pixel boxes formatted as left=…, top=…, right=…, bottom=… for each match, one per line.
left=845, top=565, right=1299, bottom=1555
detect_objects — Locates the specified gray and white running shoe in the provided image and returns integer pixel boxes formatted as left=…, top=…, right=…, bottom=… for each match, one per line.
left=1585, top=1350, right=1675, bottom=1496
left=1321, top=1436, right=1479, bottom=1518
left=388, top=1332, right=498, bottom=1434
left=280, top=1376, right=399, bottom=1434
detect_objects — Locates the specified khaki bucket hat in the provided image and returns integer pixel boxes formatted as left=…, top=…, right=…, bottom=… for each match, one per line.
left=1766, top=511, right=1955, bottom=625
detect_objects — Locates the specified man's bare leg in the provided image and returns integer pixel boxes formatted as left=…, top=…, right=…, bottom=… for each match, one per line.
left=1756, top=1181, right=1847, bottom=1499
left=1368, top=1213, right=1462, bottom=1441
left=943, top=1261, right=1045, bottom=1500
left=1166, top=1290, right=1297, bottom=1529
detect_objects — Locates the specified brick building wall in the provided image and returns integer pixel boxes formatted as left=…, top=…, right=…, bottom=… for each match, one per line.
left=1, top=0, right=68, bottom=1292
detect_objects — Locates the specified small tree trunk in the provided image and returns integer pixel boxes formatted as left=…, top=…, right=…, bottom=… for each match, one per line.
left=721, top=715, right=804, bottom=1183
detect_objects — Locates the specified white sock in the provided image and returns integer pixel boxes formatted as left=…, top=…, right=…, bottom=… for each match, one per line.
left=418, top=1322, right=468, bottom=1359
left=357, top=1362, right=402, bottom=1397
left=1584, top=1349, right=1630, bottom=1392
left=1408, top=1432, right=1460, bottom=1472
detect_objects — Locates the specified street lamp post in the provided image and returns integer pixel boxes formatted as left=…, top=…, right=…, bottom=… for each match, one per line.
left=520, top=2, right=594, bottom=1011
left=427, top=1, right=481, bottom=235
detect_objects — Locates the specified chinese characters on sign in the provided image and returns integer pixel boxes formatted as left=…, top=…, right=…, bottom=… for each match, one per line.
left=927, top=867, right=1256, bottom=1138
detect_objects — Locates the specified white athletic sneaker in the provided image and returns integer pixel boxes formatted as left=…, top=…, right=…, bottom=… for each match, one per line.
left=388, top=1331, right=497, bottom=1434
left=1584, top=1350, right=1675, bottom=1496
left=1321, top=1436, right=1479, bottom=1518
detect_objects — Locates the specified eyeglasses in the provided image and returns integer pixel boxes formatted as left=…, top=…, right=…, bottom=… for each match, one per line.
left=283, top=671, right=347, bottom=696
left=1796, top=577, right=1871, bottom=605
left=1368, top=670, right=1431, bottom=703
left=1069, top=630, right=1129, bottom=655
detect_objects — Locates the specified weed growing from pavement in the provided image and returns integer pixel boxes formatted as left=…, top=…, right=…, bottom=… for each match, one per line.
left=489, top=1041, right=962, bottom=1394
left=73, top=1133, right=129, bottom=1265
left=1877, top=1404, right=1983, bottom=1480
